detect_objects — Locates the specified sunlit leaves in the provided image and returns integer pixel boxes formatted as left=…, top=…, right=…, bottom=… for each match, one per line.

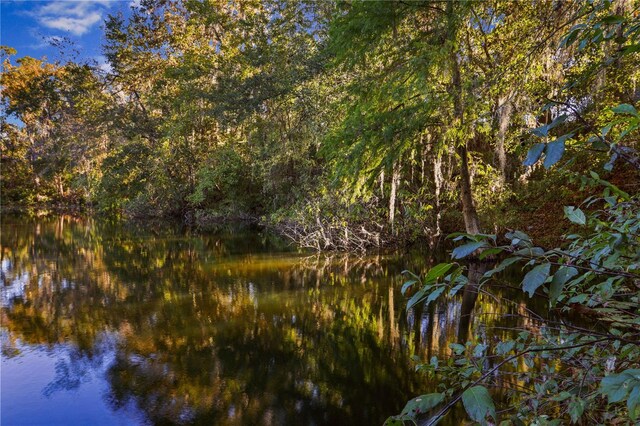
left=424, top=263, right=455, bottom=283
left=402, top=261, right=471, bottom=313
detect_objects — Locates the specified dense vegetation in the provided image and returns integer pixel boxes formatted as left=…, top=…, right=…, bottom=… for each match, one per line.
left=3, top=0, right=636, bottom=250
left=2, top=0, right=640, bottom=423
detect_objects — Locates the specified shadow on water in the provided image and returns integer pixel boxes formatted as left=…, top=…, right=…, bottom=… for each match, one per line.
left=1, top=216, right=551, bottom=425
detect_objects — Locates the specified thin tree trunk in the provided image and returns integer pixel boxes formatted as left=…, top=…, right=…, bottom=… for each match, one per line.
left=457, top=144, right=481, bottom=234
left=433, top=153, right=443, bottom=237
left=495, top=93, right=513, bottom=185
left=389, top=161, right=400, bottom=233
left=447, top=1, right=481, bottom=235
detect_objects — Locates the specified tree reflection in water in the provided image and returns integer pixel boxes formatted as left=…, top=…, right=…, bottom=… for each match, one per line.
left=1, top=216, right=549, bottom=425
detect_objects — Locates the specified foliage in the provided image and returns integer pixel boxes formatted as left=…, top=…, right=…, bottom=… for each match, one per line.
left=392, top=1, right=640, bottom=421
left=2, top=0, right=612, bottom=249
left=394, top=176, right=639, bottom=423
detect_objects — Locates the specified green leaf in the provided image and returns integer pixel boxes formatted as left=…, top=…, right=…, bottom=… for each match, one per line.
left=543, top=134, right=571, bottom=169
left=473, top=344, right=487, bottom=358
left=600, top=372, right=635, bottom=403
left=495, top=340, right=515, bottom=356
left=452, top=241, right=487, bottom=259
left=478, top=247, right=502, bottom=260
left=462, top=386, right=496, bottom=424
left=522, top=263, right=551, bottom=297
left=448, top=283, right=465, bottom=298
left=561, top=28, right=581, bottom=47
left=612, top=103, right=638, bottom=116
left=450, top=343, right=466, bottom=355
left=425, top=286, right=446, bottom=306
left=401, top=279, right=418, bottom=295
left=551, top=391, right=572, bottom=402
left=424, top=263, right=454, bottom=283
left=531, top=115, right=567, bottom=138
left=549, top=266, right=578, bottom=306
left=513, top=247, right=545, bottom=257
left=383, top=415, right=411, bottom=425
left=505, top=230, right=531, bottom=245
left=568, top=397, right=585, bottom=423
left=604, top=153, right=618, bottom=171
left=399, top=393, right=445, bottom=417
left=523, top=143, right=545, bottom=166
left=564, top=206, right=586, bottom=225
left=484, top=256, right=522, bottom=278
left=601, top=15, right=625, bottom=24
left=406, top=287, right=428, bottom=311
left=628, top=385, right=640, bottom=420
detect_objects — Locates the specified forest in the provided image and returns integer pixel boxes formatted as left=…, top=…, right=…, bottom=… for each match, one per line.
left=2, top=0, right=640, bottom=424
left=1, top=0, right=635, bottom=250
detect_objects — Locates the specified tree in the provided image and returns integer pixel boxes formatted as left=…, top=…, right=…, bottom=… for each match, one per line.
left=1, top=51, right=108, bottom=206
left=391, top=2, right=640, bottom=423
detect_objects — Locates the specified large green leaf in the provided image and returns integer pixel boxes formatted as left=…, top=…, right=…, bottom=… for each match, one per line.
left=399, top=393, right=445, bottom=417
left=601, top=14, right=625, bottom=24
left=483, top=256, right=522, bottom=279
left=452, top=241, right=487, bottom=259
left=549, top=266, right=578, bottom=306
left=461, top=386, right=496, bottom=424
left=564, top=206, right=586, bottom=225
left=523, top=143, right=545, bottom=166
left=600, top=373, right=631, bottom=403
left=522, top=263, right=551, bottom=297
left=406, top=287, right=428, bottom=311
left=612, top=103, right=638, bottom=116
left=543, top=133, right=572, bottom=169
left=424, top=263, right=454, bottom=283
left=425, top=286, right=446, bottom=306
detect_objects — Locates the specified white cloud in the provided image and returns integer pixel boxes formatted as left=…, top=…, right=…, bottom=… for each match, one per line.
left=31, top=1, right=113, bottom=36
left=92, top=55, right=112, bottom=73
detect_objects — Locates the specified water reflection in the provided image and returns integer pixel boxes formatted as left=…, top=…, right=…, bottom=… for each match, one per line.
left=1, top=216, right=548, bottom=425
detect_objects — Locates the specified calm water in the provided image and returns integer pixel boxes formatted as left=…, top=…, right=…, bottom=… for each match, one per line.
left=1, top=216, right=548, bottom=425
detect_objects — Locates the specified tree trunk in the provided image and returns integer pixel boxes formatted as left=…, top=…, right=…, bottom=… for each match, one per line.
left=389, top=161, right=400, bottom=233
left=457, top=144, right=481, bottom=234
left=447, top=1, right=481, bottom=235
left=433, top=152, right=443, bottom=237
left=495, top=93, right=513, bottom=185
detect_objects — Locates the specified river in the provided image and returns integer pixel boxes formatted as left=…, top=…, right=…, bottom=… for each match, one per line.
left=1, top=215, right=548, bottom=425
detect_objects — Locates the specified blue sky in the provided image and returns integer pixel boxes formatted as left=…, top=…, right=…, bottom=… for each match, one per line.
left=1, top=0, right=135, bottom=67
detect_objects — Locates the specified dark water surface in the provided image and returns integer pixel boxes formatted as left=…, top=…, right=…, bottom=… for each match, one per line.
left=1, top=216, right=546, bottom=425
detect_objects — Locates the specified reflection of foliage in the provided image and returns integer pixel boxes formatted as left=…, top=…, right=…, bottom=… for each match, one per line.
left=2, top=217, right=443, bottom=424
left=1, top=216, right=560, bottom=424
left=43, top=338, right=114, bottom=397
